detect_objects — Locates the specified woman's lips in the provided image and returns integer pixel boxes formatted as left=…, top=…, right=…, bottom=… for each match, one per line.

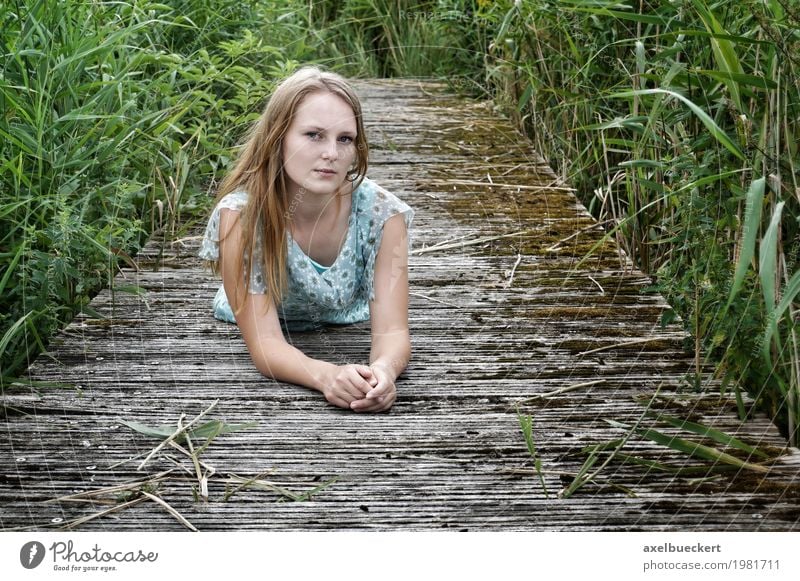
left=314, top=169, right=337, bottom=177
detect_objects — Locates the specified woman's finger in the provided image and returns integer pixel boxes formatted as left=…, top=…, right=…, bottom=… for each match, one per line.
left=330, top=378, right=361, bottom=401
left=339, top=382, right=364, bottom=400
left=366, top=371, right=394, bottom=399
left=347, top=370, right=374, bottom=395
left=328, top=394, right=352, bottom=409
left=352, top=390, right=395, bottom=412
left=356, top=365, right=378, bottom=387
left=366, top=381, right=392, bottom=399
left=351, top=397, right=383, bottom=412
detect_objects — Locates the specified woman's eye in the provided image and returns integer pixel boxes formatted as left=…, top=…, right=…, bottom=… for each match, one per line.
left=305, top=132, right=353, bottom=143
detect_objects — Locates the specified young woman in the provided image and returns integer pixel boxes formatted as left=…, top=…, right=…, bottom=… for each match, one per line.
left=199, top=66, right=413, bottom=413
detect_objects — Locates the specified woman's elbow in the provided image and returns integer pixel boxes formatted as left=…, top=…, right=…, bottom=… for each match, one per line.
left=245, top=338, right=285, bottom=379
left=251, top=353, right=277, bottom=379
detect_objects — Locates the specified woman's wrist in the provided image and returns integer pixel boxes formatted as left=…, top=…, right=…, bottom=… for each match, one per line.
left=308, top=358, right=338, bottom=392
left=370, top=358, right=401, bottom=382
left=370, top=333, right=410, bottom=383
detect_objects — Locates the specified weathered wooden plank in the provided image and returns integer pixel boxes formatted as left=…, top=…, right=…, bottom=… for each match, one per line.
left=1, top=79, right=798, bottom=532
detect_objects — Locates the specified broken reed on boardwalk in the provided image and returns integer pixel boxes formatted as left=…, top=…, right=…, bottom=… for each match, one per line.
left=1, top=80, right=798, bottom=532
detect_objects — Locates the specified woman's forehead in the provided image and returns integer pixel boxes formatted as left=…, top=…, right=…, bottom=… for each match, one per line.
left=292, top=91, right=356, bottom=131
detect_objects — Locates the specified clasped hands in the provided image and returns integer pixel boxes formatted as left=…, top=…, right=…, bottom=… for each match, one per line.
left=322, top=363, right=396, bottom=412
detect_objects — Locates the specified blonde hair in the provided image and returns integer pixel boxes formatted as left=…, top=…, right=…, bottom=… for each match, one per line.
left=209, top=66, right=369, bottom=314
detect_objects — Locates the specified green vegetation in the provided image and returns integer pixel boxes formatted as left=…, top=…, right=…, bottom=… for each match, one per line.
left=3, top=0, right=799, bottom=447
left=0, top=0, right=311, bottom=381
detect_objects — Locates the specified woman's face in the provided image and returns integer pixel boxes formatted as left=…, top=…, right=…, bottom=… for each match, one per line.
left=281, top=90, right=358, bottom=201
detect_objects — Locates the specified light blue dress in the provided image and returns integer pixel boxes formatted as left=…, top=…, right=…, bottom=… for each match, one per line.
left=198, top=177, right=414, bottom=331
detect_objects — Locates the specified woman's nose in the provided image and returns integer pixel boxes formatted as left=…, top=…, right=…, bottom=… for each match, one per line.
left=321, top=139, right=339, bottom=161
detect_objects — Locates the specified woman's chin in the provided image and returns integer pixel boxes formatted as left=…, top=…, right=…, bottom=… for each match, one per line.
left=303, top=177, right=347, bottom=195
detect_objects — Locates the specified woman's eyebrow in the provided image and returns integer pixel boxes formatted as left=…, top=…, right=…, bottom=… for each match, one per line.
left=301, top=125, right=356, bottom=136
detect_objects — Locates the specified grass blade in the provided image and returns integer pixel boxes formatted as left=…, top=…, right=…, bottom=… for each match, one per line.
left=728, top=177, right=765, bottom=305
left=517, top=412, right=549, bottom=497
left=763, top=267, right=800, bottom=364
left=606, top=419, right=770, bottom=473
left=692, top=0, right=745, bottom=111
left=120, top=419, right=256, bottom=441
left=609, top=88, right=745, bottom=160
left=645, top=411, right=771, bottom=459
left=696, top=70, right=777, bottom=90
left=759, top=201, right=784, bottom=360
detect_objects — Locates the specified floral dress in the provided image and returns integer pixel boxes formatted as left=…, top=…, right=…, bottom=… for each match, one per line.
left=198, top=177, right=414, bottom=331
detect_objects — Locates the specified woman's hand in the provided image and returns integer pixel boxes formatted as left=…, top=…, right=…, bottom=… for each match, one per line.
left=319, top=363, right=396, bottom=412
left=322, top=364, right=377, bottom=409
left=350, top=363, right=396, bottom=413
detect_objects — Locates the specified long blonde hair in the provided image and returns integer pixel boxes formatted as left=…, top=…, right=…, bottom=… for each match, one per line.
left=209, top=66, right=369, bottom=313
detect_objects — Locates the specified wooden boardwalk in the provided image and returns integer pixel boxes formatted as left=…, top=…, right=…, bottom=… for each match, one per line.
left=2, top=80, right=799, bottom=531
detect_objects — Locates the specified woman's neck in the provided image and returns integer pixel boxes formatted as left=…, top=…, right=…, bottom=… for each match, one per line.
left=287, top=184, right=351, bottom=227
left=289, top=194, right=337, bottom=225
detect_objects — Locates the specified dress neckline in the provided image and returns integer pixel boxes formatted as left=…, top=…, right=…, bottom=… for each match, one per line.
left=308, top=255, right=330, bottom=273
left=287, top=184, right=359, bottom=274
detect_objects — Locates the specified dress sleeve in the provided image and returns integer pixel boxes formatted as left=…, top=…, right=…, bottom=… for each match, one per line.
left=198, top=191, right=249, bottom=261
left=363, top=181, right=414, bottom=301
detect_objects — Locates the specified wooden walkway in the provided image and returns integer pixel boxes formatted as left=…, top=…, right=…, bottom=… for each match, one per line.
left=2, top=80, right=799, bottom=531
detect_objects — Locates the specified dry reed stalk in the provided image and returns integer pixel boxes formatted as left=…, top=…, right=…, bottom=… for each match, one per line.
left=505, top=253, right=523, bottom=288
left=427, top=179, right=576, bottom=192
left=220, top=470, right=291, bottom=501
left=411, top=230, right=533, bottom=255
left=167, top=441, right=217, bottom=477
left=177, top=416, right=207, bottom=501
left=409, top=291, right=460, bottom=307
left=106, top=450, right=151, bottom=470
left=545, top=220, right=615, bottom=252
left=509, top=379, right=606, bottom=408
left=60, top=497, right=148, bottom=530
left=137, top=400, right=219, bottom=470
left=587, top=275, right=605, bottom=294
left=140, top=491, right=198, bottom=532
left=46, top=470, right=176, bottom=503
left=576, top=338, right=677, bottom=357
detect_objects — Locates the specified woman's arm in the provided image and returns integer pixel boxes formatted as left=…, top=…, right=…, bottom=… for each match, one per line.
left=218, top=208, right=375, bottom=408
left=351, top=213, right=411, bottom=412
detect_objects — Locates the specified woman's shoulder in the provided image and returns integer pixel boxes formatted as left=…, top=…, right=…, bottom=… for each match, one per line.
left=198, top=190, right=249, bottom=261
left=216, top=189, right=249, bottom=213
left=354, top=177, right=412, bottom=216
